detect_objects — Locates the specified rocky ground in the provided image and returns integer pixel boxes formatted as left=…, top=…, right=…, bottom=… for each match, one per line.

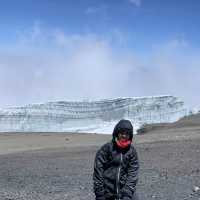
left=0, top=115, right=200, bottom=200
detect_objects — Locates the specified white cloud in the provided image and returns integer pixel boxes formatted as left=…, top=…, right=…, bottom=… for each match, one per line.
left=85, top=5, right=107, bottom=15
left=0, top=24, right=138, bottom=107
left=0, top=24, right=199, bottom=109
left=85, top=7, right=99, bottom=14
left=17, top=21, right=43, bottom=44
left=129, top=0, right=141, bottom=7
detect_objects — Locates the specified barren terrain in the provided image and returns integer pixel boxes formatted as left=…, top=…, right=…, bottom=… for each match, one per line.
left=0, top=114, right=200, bottom=200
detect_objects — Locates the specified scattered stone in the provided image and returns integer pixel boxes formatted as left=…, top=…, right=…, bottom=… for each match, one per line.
left=193, top=186, right=200, bottom=192
left=0, top=133, right=200, bottom=200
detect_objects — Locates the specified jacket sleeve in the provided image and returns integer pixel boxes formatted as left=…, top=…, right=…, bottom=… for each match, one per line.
left=93, top=144, right=109, bottom=200
left=121, top=147, right=139, bottom=199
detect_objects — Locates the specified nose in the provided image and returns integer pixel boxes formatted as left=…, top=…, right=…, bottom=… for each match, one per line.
left=118, top=132, right=129, bottom=139
left=122, top=134, right=127, bottom=138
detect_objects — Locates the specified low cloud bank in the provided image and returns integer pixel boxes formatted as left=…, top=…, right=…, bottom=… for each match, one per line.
left=0, top=24, right=199, bottom=109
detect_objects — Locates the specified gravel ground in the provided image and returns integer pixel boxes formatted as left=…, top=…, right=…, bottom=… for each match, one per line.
left=0, top=134, right=200, bottom=200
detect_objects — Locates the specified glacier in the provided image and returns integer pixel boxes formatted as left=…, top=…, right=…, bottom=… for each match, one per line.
left=0, top=95, right=188, bottom=134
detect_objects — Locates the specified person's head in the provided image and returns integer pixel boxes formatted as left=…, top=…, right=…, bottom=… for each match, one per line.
left=112, top=119, right=133, bottom=148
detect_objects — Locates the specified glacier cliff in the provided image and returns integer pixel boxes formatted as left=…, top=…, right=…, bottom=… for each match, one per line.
left=0, top=95, right=188, bottom=134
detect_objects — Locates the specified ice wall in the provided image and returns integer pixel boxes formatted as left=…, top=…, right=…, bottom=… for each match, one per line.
left=0, top=95, right=188, bottom=133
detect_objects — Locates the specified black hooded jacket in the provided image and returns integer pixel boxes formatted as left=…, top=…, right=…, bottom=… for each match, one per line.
left=93, top=119, right=139, bottom=200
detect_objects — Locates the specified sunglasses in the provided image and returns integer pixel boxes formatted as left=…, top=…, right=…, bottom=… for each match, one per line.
left=118, top=132, right=130, bottom=139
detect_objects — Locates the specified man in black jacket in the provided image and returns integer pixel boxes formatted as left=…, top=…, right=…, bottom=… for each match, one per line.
left=93, top=119, right=139, bottom=200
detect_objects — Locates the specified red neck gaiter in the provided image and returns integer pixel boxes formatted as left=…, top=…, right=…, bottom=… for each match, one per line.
left=115, top=138, right=131, bottom=149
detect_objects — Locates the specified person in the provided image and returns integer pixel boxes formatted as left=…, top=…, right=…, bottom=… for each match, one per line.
left=93, top=119, right=139, bottom=200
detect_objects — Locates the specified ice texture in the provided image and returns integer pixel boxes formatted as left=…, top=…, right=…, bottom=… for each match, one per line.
left=0, top=95, right=188, bottom=134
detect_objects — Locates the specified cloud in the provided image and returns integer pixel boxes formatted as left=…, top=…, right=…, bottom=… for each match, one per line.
left=0, top=24, right=199, bottom=109
left=129, top=0, right=141, bottom=7
left=0, top=24, right=138, bottom=107
left=85, top=5, right=107, bottom=15
left=17, top=21, right=43, bottom=44
left=85, top=7, right=99, bottom=14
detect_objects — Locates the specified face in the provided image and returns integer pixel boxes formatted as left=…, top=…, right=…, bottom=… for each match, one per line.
left=118, top=131, right=130, bottom=140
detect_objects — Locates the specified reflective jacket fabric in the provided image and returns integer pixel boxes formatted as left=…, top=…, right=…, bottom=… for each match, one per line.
left=93, top=141, right=139, bottom=200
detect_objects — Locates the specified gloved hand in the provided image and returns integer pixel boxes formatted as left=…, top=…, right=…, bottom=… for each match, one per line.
left=122, top=197, right=131, bottom=200
left=96, top=196, right=106, bottom=200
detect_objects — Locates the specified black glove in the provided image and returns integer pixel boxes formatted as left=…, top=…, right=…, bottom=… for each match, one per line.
left=96, top=196, right=106, bottom=200
left=122, top=197, right=131, bottom=200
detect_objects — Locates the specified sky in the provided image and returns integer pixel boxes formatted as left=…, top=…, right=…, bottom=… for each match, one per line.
left=0, top=0, right=200, bottom=109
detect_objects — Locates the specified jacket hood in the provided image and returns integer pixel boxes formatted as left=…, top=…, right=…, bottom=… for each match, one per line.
left=112, top=119, right=133, bottom=141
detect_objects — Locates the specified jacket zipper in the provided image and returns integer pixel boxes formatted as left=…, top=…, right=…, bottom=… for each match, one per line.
left=116, top=153, right=122, bottom=200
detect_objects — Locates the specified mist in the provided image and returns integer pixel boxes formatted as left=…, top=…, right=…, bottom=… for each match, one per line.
left=0, top=25, right=199, bottom=109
